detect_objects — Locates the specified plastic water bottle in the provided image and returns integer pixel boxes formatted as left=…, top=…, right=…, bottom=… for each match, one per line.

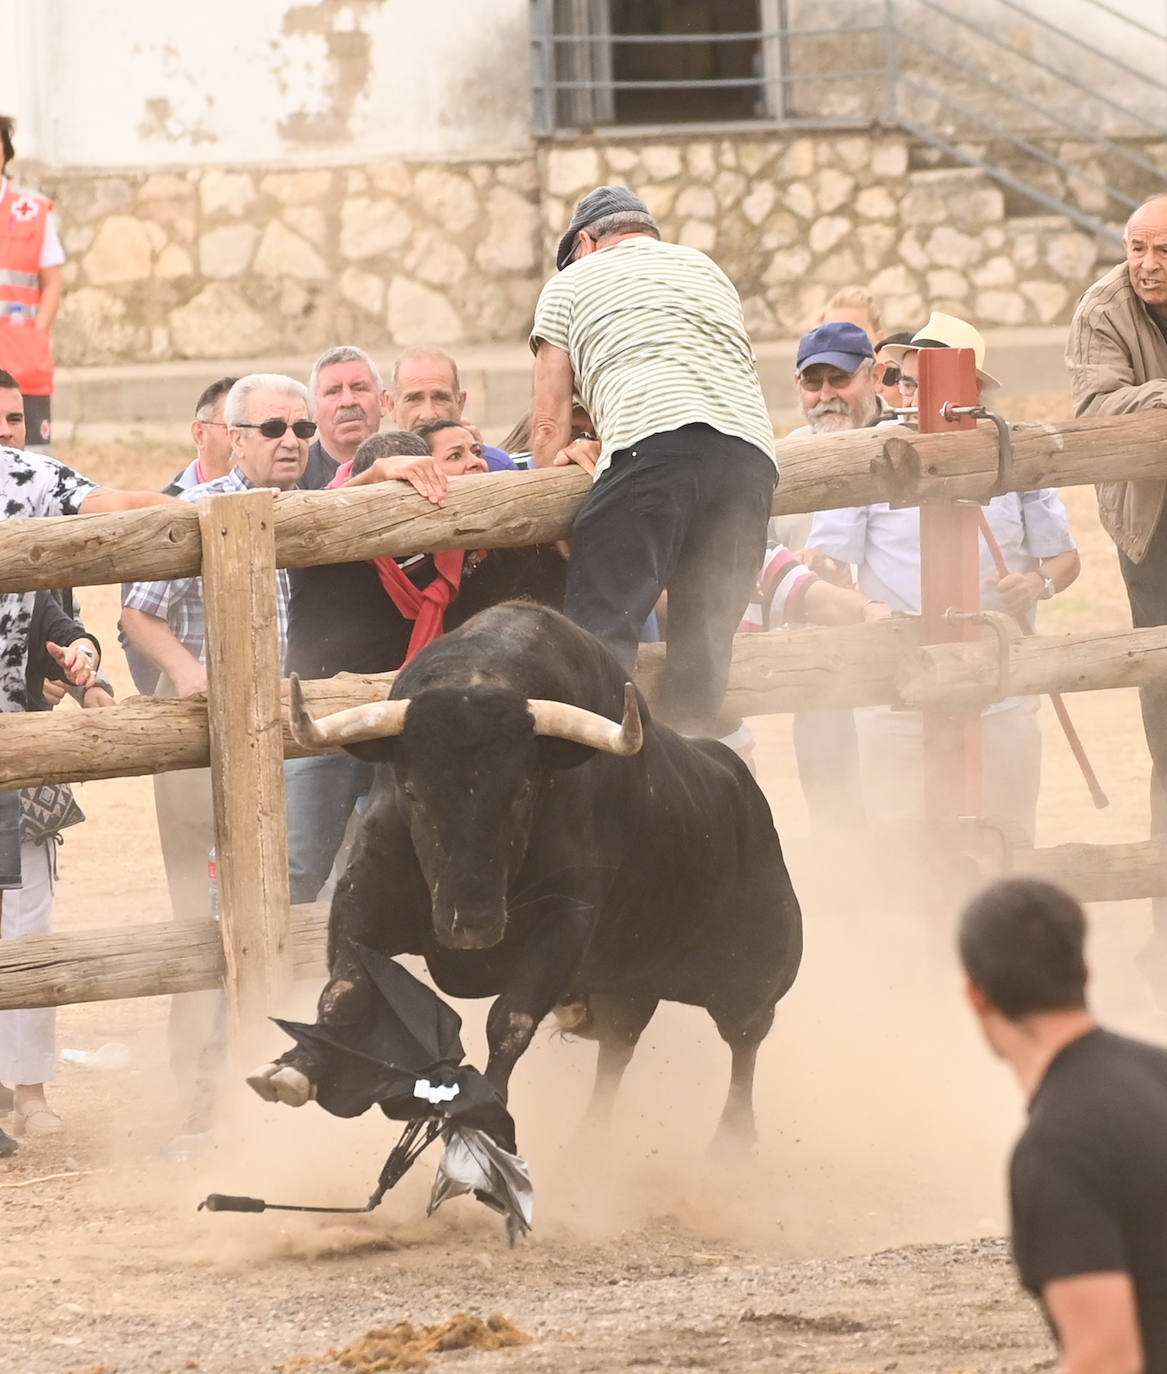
left=208, top=846, right=221, bottom=922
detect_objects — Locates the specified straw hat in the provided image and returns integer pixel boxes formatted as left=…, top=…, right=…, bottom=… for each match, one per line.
left=878, top=311, right=1000, bottom=392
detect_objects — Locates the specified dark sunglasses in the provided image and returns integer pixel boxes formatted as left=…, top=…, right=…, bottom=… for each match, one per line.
left=879, top=365, right=902, bottom=387
left=236, top=418, right=317, bottom=440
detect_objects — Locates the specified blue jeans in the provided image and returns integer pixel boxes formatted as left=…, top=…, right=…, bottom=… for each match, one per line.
left=285, top=753, right=375, bottom=905
left=0, top=791, right=20, bottom=890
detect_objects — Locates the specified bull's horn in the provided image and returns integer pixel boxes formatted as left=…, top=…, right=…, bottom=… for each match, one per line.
left=287, top=674, right=411, bottom=748
left=527, top=682, right=643, bottom=756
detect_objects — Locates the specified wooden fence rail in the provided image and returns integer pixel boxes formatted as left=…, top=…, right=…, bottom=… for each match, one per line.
left=4, top=833, right=1165, bottom=1011
left=2, top=410, right=1166, bottom=1028
left=3, top=620, right=1165, bottom=791
left=5, top=409, right=1167, bottom=593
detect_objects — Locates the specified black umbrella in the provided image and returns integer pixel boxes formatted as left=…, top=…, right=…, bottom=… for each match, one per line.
left=199, top=947, right=533, bottom=1239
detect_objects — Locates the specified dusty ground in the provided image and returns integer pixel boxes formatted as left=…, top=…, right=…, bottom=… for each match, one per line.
left=3, top=416, right=1166, bottom=1374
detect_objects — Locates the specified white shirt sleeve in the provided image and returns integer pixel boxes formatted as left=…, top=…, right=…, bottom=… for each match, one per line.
left=40, top=211, right=65, bottom=269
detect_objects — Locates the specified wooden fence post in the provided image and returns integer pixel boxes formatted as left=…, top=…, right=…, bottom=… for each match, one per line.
left=199, top=489, right=293, bottom=1048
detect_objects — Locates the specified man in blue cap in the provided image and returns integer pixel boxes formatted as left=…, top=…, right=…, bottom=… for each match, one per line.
left=529, top=184, right=777, bottom=740
left=790, top=321, right=881, bottom=437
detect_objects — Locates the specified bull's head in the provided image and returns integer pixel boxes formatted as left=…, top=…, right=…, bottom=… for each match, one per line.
left=288, top=677, right=642, bottom=950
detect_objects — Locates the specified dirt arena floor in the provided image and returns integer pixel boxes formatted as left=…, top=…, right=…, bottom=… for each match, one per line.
left=4, top=414, right=1167, bottom=1374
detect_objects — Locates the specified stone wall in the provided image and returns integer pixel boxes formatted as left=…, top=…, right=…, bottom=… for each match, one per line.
left=538, top=135, right=1107, bottom=338
left=43, top=159, right=543, bottom=368
left=35, top=130, right=1114, bottom=370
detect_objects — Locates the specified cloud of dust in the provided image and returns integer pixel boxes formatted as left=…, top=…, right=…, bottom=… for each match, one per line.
left=61, top=724, right=1167, bottom=1275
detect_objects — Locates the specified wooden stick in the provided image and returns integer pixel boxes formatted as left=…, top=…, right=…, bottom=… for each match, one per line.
left=976, top=510, right=1109, bottom=809
left=0, top=1168, right=109, bottom=1189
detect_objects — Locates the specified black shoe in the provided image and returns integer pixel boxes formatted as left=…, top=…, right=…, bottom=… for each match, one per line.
left=0, top=1127, right=18, bottom=1158
left=0, top=1082, right=13, bottom=1113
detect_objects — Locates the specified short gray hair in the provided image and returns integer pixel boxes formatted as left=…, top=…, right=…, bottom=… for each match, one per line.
left=587, top=210, right=660, bottom=243
left=391, top=346, right=461, bottom=397
left=351, top=429, right=429, bottom=476
left=308, top=346, right=384, bottom=405
left=224, top=373, right=311, bottom=428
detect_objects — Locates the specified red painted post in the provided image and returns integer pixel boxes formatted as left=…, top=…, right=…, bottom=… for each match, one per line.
left=916, top=346, right=982, bottom=849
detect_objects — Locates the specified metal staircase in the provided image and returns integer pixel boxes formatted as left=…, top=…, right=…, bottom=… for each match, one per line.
left=532, top=0, right=1167, bottom=247
left=883, top=0, right=1167, bottom=246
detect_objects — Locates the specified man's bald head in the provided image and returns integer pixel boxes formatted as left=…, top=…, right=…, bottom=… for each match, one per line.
left=1125, top=195, right=1167, bottom=310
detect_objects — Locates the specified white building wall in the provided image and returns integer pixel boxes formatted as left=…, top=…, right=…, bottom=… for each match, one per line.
left=3, top=0, right=533, bottom=169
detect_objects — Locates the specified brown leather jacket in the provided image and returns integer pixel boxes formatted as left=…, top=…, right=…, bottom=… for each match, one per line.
left=1067, top=261, right=1167, bottom=563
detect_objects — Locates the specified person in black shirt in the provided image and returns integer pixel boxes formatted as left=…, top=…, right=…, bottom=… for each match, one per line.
left=284, top=428, right=566, bottom=904
left=960, top=876, right=1167, bottom=1374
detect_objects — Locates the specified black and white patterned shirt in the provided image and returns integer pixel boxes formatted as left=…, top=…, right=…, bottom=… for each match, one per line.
left=1, top=446, right=97, bottom=713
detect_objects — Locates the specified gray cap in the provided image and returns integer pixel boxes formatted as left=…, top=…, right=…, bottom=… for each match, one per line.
left=556, top=185, right=651, bottom=271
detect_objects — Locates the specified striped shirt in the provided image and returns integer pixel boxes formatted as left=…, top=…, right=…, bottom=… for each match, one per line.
left=122, top=467, right=291, bottom=669
left=530, top=237, right=776, bottom=481
left=738, top=545, right=819, bottom=632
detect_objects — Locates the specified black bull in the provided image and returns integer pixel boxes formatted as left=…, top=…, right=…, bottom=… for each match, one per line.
left=250, top=603, right=803, bottom=1143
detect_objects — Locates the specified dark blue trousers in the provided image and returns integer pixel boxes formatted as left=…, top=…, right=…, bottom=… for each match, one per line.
left=563, top=424, right=775, bottom=737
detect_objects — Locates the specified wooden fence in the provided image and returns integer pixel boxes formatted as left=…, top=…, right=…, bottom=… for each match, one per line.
left=3, top=409, right=1167, bottom=1030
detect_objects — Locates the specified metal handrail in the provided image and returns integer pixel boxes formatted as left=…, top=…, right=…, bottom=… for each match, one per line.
left=530, top=0, right=1165, bottom=245
left=548, top=25, right=883, bottom=45
left=551, top=70, right=885, bottom=93
left=899, top=75, right=1125, bottom=242
left=922, top=0, right=1167, bottom=137
left=918, top=0, right=1165, bottom=138
left=1079, top=0, right=1167, bottom=43
left=899, top=27, right=1159, bottom=191
left=992, top=0, right=1167, bottom=91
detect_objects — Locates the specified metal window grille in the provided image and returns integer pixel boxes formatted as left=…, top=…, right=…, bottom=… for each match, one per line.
left=529, top=0, right=1167, bottom=247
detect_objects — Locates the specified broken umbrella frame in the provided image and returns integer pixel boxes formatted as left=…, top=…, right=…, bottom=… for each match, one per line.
left=197, top=946, right=535, bottom=1244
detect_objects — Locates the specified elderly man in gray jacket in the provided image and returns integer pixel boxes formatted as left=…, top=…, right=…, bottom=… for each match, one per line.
left=1068, top=191, right=1167, bottom=989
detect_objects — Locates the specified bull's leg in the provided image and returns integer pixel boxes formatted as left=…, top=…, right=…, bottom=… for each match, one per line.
left=483, top=915, right=591, bottom=1100
left=709, top=1003, right=775, bottom=1148
left=248, top=816, right=425, bottom=1107
left=583, top=992, right=659, bottom=1130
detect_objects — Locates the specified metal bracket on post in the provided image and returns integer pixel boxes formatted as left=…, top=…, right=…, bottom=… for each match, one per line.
left=938, top=403, right=1014, bottom=498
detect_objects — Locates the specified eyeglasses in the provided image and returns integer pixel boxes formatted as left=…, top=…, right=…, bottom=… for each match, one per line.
left=880, top=366, right=902, bottom=387
left=234, top=418, right=317, bottom=440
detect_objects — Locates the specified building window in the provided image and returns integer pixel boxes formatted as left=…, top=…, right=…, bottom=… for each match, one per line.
left=535, top=0, right=783, bottom=132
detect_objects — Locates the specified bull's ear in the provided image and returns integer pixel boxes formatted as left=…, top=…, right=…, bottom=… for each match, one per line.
left=342, top=738, right=402, bottom=766
left=537, top=737, right=594, bottom=771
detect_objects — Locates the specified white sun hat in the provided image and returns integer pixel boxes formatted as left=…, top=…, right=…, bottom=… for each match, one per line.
left=878, top=311, right=1001, bottom=392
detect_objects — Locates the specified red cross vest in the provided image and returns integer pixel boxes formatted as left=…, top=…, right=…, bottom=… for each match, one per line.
left=0, top=180, right=54, bottom=396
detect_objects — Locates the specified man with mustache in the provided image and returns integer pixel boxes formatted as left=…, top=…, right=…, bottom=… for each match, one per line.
left=1068, top=194, right=1167, bottom=994
left=305, top=344, right=390, bottom=487
left=778, top=322, right=886, bottom=825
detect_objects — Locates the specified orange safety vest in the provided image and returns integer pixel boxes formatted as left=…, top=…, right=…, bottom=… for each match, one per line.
left=0, top=180, right=54, bottom=396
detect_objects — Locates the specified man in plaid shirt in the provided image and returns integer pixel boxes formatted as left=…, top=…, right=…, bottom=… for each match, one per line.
left=122, top=373, right=312, bottom=1115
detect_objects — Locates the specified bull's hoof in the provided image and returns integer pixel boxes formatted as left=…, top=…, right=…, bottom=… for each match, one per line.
left=246, top=1062, right=315, bottom=1107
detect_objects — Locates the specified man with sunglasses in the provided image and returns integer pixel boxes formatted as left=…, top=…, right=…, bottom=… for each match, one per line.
left=121, top=373, right=314, bottom=1121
